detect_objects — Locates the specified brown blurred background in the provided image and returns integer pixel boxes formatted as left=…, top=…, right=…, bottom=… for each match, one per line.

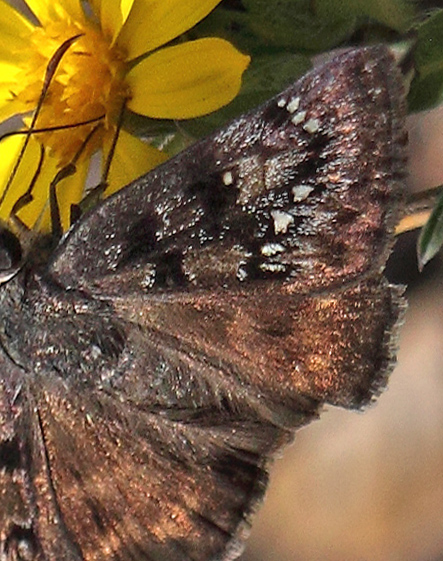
left=242, top=108, right=443, bottom=561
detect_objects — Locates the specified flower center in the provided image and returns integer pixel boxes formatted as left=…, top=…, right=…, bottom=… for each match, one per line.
left=17, top=17, right=129, bottom=167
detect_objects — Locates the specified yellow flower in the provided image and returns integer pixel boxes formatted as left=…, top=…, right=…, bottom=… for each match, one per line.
left=0, top=0, right=250, bottom=230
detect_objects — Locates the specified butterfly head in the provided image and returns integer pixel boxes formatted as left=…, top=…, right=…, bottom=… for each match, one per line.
left=0, top=225, right=22, bottom=283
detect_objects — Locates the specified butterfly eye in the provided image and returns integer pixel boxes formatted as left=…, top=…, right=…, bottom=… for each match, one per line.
left=0, top=228, right=22, bottom=283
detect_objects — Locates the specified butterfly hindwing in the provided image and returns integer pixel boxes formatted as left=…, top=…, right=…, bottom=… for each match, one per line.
left=1, top=277, right=402, bottom=561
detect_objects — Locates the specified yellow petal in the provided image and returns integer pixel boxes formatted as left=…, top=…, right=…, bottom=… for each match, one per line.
left=0, top=61, right=22, bottom=105
left=105, top=129, right=168, bottom=196
left=0, top=44, right=27, bottom=67
left=0, top=135, right=24, bottom=224
left=0, top=134, right=88, bottom=231
left=93, top=0, right=135, bottom=43
left=0, top=60, right=34, bottom=120
left=0, top=135, right=48, bottom=225
left=116, top=0, right=222, bottom=60
left=0, top=59, right=20, bottom=78
left=0, top=0, right=34, bottom=54
left=18, top=156, right=88, bottom=232
left=25, top=0, right=85, bottom=25
left=127, top=38, right=250, bottom=119
left=0, top=94, right=22, bottom=122
left=17, top=156, right=59, bottom=232
left=56, top=158, right=89, bottom=231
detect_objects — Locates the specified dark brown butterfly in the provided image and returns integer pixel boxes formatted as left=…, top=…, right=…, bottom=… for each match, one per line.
left=0, top=45, right=406, bottom=561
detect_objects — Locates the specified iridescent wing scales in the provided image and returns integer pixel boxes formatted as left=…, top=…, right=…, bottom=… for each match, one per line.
left=0, top=45, right=407, bottom=561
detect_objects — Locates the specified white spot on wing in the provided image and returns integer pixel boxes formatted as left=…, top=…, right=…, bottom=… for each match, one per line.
left=237, top=266, right=248, bottom=281
left=277, top=98, right=286, bottom=108
left=91, top=345, right=101, bottom=359
left=271, top=210, right=294, bottom=234
left=261, top=243, right=285, bottom=256
left=222, top=171, right=233, bottom=185
left=292, top=184, right=314, bottom=202
left=303, top=118, right=320, bottom=134
left=286, top=96, right=300, bottom=113
left=291, top=110, right=307, bottom=126
left=259, top=262, right=286, bottom=273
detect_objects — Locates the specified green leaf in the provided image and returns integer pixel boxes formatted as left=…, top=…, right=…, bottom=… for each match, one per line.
left=321, top=0, right=415, bottom=31
left=188, top=7, right=256, bottom=54
left=241, top=0, right=357, bottom=52
left=409, top=70, right=443, bottom=112
left=408, top=9, right=443, bottom=111
left=123, top=112, right=178, bottom=138
left=414, top=9, right=443, bottom=77
left=417, top=190, right=443, bottom=270
left=241, top=51, right=312, bottom=97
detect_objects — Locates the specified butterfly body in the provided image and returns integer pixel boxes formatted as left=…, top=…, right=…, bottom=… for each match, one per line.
left=0, top=45, right=406, bottom=560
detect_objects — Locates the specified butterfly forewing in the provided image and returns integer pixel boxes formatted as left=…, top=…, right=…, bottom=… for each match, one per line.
left=0, top=45, right=406, bottom=561
left=49, top=45, right=406, bottom=297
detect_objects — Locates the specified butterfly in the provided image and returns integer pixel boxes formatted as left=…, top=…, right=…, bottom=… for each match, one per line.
left=0, top=44, right=407, bottom=561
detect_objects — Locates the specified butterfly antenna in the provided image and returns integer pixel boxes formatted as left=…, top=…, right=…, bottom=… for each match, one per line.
left=49, top=124, right=102, bottom=239
left=70, top=99, right=128, bottom=222
left=0, top=116, right=105, bottom=144
left=0, top=34, right=83, bottom=210
left=102, top=100, right=127, bottom=185
left=10, top=143, right=45, bottom=224
left=7, top=114, right=103, bottom=216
